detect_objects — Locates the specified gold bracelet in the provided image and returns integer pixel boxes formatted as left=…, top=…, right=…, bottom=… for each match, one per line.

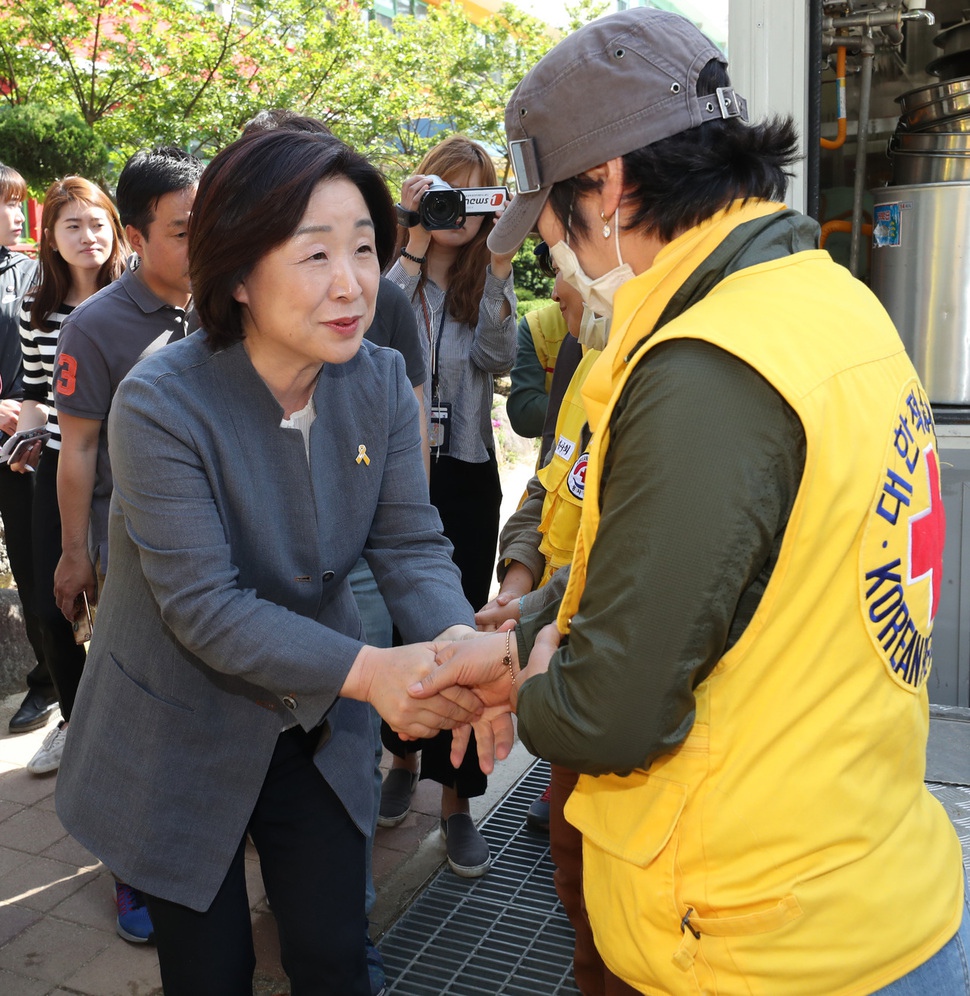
left=503, top=629, right=515, bottom=685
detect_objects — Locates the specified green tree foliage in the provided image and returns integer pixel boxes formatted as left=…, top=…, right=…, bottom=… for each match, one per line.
left=0, top=0, right=557, bottom=189
left=0, top=104, right=109, bottom=192
left=314, top=2, right=553, bottom=189
left=0, top=0, right=368, bottom=165
left=0, top=0, right=612, bottom=352
left=564, top=0, right=610, bottom=33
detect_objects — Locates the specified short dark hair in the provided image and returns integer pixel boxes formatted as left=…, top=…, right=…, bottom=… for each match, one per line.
left=190, top=129, right=396, bottom=350
left=548, top=60, right=800, bottom=244
left=116, top=145, right=203, bottom=234
left=241, top=109, right=334, bottom=137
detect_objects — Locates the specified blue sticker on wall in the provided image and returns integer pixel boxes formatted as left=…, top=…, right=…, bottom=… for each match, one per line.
left=872, top=203, right=902, bottom=248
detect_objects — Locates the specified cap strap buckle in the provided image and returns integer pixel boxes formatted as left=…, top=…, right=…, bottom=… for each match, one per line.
left=508, top=138, right=542, bottom=194
left=715, top=86, right=748, bottom=122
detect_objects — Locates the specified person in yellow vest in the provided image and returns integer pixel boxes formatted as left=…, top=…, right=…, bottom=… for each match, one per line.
left=507, top=246, right=585, bottom=512
left=416, top=9, right=968, bottom=995
left=507, top=298, right=568, bottom=442
left=479, top=258, right=637, bottom=996
left=482, top=278, right=596, bottom=620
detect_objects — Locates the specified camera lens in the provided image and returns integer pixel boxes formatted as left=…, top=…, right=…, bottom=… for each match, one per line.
left=418, top=178, right=466, bottom=230
left=422, top=190, right=461, bottom=229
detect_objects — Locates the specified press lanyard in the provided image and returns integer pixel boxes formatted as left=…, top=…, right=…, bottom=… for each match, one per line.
left=419, top=289, right=447, bottom=403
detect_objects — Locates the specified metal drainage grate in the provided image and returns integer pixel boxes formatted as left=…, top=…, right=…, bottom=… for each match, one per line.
left=377, top=762, right=970, bottom=995
left=927, top=782, right=970, bottom=876
left=380, top=759, right=580, bottom=996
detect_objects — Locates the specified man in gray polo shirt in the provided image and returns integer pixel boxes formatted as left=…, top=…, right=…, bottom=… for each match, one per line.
left=49, top=145, right=203, bottom=947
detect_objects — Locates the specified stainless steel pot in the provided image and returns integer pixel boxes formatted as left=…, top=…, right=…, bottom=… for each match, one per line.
left=896, top=77, right=970, bottom=126
left=891, top=131, right=970, bottom=152
left=870, top=182, right=970, bottom=404
left=890, top=150, right=970, bottom=184
left=912, top=115, right=970, bottom=133
left=933, top=12, right=970, bottom=61
left=926, top=52, right=970, bottom=80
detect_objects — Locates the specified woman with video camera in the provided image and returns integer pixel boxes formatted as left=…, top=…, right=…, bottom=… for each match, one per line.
left=383, top=135, right=517, bottom=878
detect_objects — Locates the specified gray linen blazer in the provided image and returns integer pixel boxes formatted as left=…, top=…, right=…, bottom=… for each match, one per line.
left=55, top=332, right=474, bottom=911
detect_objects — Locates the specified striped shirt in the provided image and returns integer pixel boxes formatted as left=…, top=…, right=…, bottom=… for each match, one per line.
left=387, top=261, right=517, bottom=464
left=20, top=298, right=74, bottom=450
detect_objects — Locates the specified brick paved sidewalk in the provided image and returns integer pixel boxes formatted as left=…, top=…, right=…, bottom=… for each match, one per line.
left=0, top=693, right=533, bottom=996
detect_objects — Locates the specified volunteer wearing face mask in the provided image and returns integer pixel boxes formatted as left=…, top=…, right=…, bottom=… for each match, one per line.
left=419, top=9, right=968, bottom=995
left=477, top=241, right=603, bottom=637
left=477, top=244, right=637, bottom=996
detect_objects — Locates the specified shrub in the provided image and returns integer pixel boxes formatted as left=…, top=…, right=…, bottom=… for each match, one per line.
left=517, top=296, right=553, bottom=320
left=0, top=106, right=109, bottom=193
left=512, top=234, right=552, bottom=300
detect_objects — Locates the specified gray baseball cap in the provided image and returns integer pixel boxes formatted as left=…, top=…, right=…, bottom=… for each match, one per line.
left=488, top=7, right=745, bottom=256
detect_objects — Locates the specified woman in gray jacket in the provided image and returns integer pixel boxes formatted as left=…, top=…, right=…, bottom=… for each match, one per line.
left=55, top=129, right=486, bottom=996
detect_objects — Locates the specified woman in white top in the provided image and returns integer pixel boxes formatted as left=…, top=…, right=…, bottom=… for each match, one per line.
left=12, top=176, right=127, bottom=775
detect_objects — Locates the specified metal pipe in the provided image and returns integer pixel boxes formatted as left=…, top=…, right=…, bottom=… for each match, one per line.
left=823, top=9, right=901, bottom=32
left=821, top=45, right=848, bottom=150
left=808, top=0, right=823, bottom=221
left=823, top=7, right=933, bottom=32
left=820, top=219, right=872, bottom=249
left=881, top=23, right=905, bottom=46
left=849, top=30, right=875, bottom=279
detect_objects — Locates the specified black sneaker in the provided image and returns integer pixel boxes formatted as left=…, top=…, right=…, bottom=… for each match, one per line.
left=440, top=814, right=491, bottom=878
left=377, top=768, right=418, bottom=828
left=526, top=782, right=552, bottom=833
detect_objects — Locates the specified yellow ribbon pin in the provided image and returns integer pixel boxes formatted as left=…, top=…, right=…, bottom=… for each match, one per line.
left=356, top=444, right=370, bottom=466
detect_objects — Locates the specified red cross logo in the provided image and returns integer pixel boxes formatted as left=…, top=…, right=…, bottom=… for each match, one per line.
left=909, top=446, right=946, bottom=624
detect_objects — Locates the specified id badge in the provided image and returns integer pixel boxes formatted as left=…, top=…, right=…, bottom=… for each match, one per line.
left=430, top=401, right=452, bottom=453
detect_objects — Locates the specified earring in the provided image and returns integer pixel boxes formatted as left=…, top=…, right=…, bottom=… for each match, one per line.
left=601, top=213, right=611, bottom=238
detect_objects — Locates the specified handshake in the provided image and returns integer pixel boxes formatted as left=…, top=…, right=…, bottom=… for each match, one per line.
left=353, top=622, right=563, bottom=774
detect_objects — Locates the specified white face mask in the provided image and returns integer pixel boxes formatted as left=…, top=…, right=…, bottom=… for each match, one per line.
left=577, top=305, right=610, bottom=351
left=547, top=212, right=635, bottom=320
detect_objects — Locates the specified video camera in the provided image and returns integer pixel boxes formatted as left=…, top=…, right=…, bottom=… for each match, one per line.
left=396, top=175, right=510, bottom=231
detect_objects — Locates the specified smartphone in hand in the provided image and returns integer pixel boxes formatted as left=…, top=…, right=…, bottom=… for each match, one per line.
left=72, top=592, right=93, bottom=645
left=0, top=426, right=51, bottom=464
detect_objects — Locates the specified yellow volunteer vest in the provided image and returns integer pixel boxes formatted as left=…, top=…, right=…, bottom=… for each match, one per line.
left=562, top=250, right=963, bottom=995
left=525, top=303, right=569, bottom=394
left=535, top=348, right=600, bottom=584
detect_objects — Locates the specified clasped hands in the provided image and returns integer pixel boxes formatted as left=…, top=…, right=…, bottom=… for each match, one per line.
left=355, top=623, right=559, bottom=774
left=414, top=623, right=561, bottom=773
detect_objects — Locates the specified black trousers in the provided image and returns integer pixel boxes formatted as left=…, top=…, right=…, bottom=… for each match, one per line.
left=380, top=451, right=502, bottom=799
left=31, top=449, right=86, bottom=721
left=429, top=450, right=501, bottom=611
left=145, top=726, right=369, bottom=996
left=0, top=459, right=51, bottom=691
